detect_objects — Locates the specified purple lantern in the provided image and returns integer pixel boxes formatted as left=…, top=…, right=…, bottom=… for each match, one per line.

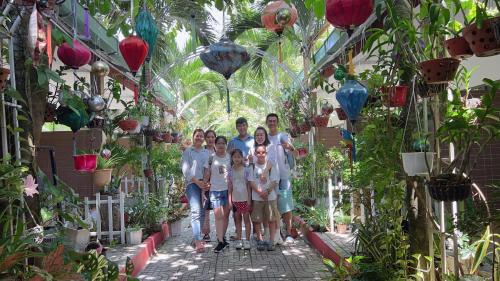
left=200, top=37, right=250, bottom=113
left=335, top=79, right=368, bottom=125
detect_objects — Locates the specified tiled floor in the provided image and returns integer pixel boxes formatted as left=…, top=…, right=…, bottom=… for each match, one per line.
left=138, top=216, right=330, bottom=281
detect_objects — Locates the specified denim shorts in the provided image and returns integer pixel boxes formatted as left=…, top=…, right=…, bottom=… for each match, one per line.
left=279, top=178, right=292, bottom=190
left=209, top=190, right=229, bottom=209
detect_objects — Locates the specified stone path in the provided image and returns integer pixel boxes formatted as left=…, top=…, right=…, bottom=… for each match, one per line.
left=138, top=216, right=330, bottom=281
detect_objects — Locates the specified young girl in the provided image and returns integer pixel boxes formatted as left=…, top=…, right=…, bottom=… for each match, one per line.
left=203, top=136, right=231, bottom=253
left=229, top=149, right=252, bottom=250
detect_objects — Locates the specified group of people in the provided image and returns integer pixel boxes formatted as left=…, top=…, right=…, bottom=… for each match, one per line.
left=180, top=114, right=296, bottom=253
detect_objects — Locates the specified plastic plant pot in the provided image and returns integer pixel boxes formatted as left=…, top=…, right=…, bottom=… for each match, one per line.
left=73, top=154, right=97, bottom=172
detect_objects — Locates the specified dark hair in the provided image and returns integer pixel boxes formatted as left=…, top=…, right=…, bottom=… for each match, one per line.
left=235, top=117, right=248, bottom=125
left=254, top=126, right=270, bottom=147
left=215, top=136, right=227, bottom=144
left=204, top=129, right=216, bottom=138
left=231, top=149, right=244, bottom=166
left=192, top=128, right=204, bottom=138
left=255, top=144, right=267, bottom=152
left=266, top=113, right=279, bottom=122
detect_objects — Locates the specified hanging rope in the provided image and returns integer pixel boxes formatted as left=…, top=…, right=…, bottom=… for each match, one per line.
left=225, top=79, right=231, bottom=113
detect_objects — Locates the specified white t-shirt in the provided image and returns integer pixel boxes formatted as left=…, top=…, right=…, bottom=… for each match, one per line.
left=251, top=162, right=279, bottom=201
left=204, top=153, right=231, bottom=192
left=268, top=132, right=291, bottom=179
left=230, top=166, right=253, bottom=202
left=250, top=143, right=278, bottom=166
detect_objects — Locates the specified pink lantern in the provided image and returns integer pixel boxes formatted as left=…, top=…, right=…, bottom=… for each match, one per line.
left=56, top=40, right=91, bottom=69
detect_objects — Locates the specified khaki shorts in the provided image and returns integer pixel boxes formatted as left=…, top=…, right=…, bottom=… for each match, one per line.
left=251, top=200, right=281, bottom=223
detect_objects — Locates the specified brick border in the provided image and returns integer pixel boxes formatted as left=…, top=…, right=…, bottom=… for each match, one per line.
left=293, top=216, right=345, bottom=266
left=118, top=222, right=170, bottom=279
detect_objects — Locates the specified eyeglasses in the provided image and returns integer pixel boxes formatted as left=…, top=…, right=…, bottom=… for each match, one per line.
left=255, top=151, right=266, bottom=155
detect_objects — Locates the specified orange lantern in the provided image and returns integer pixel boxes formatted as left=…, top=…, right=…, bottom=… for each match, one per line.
left=261, top=0, right=298, bottom=62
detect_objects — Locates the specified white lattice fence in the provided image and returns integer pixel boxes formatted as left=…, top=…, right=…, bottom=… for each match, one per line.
left=84, top=192, right=125, bottom=244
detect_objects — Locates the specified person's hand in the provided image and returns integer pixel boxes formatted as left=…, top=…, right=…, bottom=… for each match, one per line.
left=248, top=155, right=253, bottom=164
left=258, top=189, right=268, bottom=200
left=259, top=174, right=268, bottom=184
left=281, top=142, right=292, bottom=150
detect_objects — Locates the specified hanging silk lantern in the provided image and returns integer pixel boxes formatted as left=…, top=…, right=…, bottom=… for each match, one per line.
left=56, top=106, right=89, bottom=133
left=326, top=0, right=373, bottom=32
left=119, top=35, right=149, bottom=76
left=336, top=79, right=368, bottom=124
left=261, top=0, right=298, bottom=34
left=200, top=37, right=250, bottom=113
left=135, top=7, right=158, bottom=61
left=57, top=40, right=91, bottom=69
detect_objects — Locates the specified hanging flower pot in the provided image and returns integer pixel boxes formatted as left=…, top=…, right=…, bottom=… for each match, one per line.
left=462, top=17, right=500, bottom=57
left=419, top=58, right=460, bottom=84
left=0, top=68, right=10, bottom=91
left=153, top=132, right=164, bottom=143
left=162, top=132, right=172, bottom=143
left=313, top=115, right=330, bottom=127
left=73, top=154, right=97, bottom=172
left=428, top=173, right=471, bottom=202
left=93, top=169, right=112, bottom=189
left=57, top=40, right=91, bottom=69
left=118, top=119, right=139, bottom=132
left=321, top=102, right=334, bottom=115
left=299, top=121, right=311, bottom=134
left=143, top=169, right=153, bottom=178
left=381, top=85, right=408, bottom=107
left=335, top=108, right=348, bottom=120
left=321, top=65, right=335, bottom=79
left=445, top=37, right=473, bottom=59
left=119, top=35, right=149, bottom=76
left=416, top=81, right=447, bottom=98
left=297, top=147, right=308, bottom=158
left=401, top=152, right=435, bottom=176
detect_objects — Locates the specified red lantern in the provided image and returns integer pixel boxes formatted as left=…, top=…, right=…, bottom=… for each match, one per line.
left=261, top=0, right=298, bottom=34
left=119, top=35, right=148, bottom=76
left=56, top=40, right=91, bottom=69
left=326, top=0, right=373, bottom=31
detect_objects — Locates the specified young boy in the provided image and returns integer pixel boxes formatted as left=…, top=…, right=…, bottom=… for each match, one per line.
left=249, top=144, right=280, bottom=251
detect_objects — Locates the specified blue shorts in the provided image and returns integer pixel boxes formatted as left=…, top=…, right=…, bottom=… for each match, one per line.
left=279, top=178, right=292, bottom=191
left=278, top=179, right=294, bottom=213
left=210, top=190, right=229, bottom=209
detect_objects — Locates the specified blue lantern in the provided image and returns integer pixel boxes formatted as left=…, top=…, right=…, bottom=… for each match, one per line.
left=335, top=79, right=368, bottom=124
left=135, top=7, right=158, bottom=61
left=200, top=37, right=250, bottom=113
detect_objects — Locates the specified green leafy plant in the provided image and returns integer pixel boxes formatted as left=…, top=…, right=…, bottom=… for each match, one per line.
left=335, top=215, right=351, bottom=225
left=303, top=204, right=330, bottom=232
left=127, top=193, right=168, bottom=234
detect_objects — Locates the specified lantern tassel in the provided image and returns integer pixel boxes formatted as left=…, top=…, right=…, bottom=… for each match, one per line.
left=226, top=82, right=231, bottom=114
left=278, top=40, right=283, bottom=63
left=348, top=48, right=354, bottom=76
left=47, top=21, right=52, bottom=66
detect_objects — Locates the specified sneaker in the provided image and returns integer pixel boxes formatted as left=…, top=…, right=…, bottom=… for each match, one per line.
left=195, top=241, right=205, bottom=253
left=223, top=238, right=229, bottom=248
left=235, top=240, right=243, bottom=250
left=203, top=233, right=211, bottom=242
left=285, top=235, right=295, bottom=244
left=275, top=231, right=284, bottom=245
left=243, top=240, right=251, bottom=250
left=257, top=240, right=266, bottom=251
left=214, top=241, right=225, bottom=253
left=267, top=241, right=276, bottom=251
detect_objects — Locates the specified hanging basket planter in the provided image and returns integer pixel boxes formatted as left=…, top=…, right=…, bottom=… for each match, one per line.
left=445, top=36, right=473, bottom=59
left=321, top=102, right=334, bottom=115
left=321, top=65, right=335, bottom=78
left=297, top=147, right=308, bottom=158
left=73, top=154, right=97, bottom=172
left=118, top=119, right=139, bottom=132
left=401, top=152, right=435, bottom=176
left=299, top=121, right=311, bottom=134
left=463, top=17, right=500, bottom=57
left=419, top=58, right=460, bottom=84
left=381, top=86, right=408, bottom=107
left=335, top=108, right=348, bottom=120
left=428, top=173, right=471, bottom=202
left=93, top=169, right=113, bottom=189
left=313, top=115, right=330, bottom=127
left=416, top=81, right=447, bottom=98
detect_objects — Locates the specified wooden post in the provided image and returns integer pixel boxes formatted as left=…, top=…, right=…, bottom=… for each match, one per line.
left=96, top=193, right=101, bottom=240
left=107, top=195, right=113, bottom=243
left=120, top=192, right=125, bottom=244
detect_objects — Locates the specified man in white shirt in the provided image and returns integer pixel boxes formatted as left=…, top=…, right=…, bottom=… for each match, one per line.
left=266, top=113, right=295, bottom=244
left=249, top=144, right=280, bottom=251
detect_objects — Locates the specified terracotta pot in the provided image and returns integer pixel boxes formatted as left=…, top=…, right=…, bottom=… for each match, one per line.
left=313, top=115, right=329, bottom=127
left=93, top=169, right=113, bottom=189
left=463, top=17, right=500, bottom=57
left=73, top=154, right=97, bottom=172
left=419, top=58, right=460, bottom=84
left=118, top=119, right=139, bottom=131
left=162, top=132, right=172, bottom=143
left=335, top=108, right=348, bottom=120
left=445, top=37, right=473, bottom=59
left=428, top=173, right=471, bottom=202
left=336, top=224, right=347, bottom=234
left=321, top=65, right=335, bottom=78
left=321, top=102, right=334, bottom=115
left=0, top=68, right=9, bottom=91
left=299, top=121, right=311, bottom=133
left=381, top=85, right=408, bottom=107
left=144, top=169, right=153, bottom=178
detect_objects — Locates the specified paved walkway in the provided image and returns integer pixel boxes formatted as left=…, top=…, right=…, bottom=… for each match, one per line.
left=138, top=216, right=330, bottom=281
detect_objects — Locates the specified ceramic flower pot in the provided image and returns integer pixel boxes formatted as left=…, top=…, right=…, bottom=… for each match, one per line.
left=126, top=229, right=142, bottom=245
left=419, top=58, right=460, bottom=84
left=93, top=169, right=113, bottom=189
left=445, top=36, right=474, bottom=59
left=428, top=173, right=471, bottom=202
left=73, top=154, right=97, bottom=172
left=169, top=220, right=182, bottom=237
left=381, top=86, right=408, bottom=107
left=321, top=65, right=335, bottom=78
left=335, top=108, right=348, bottom=120
left=65, top=227, right=90, bottom=252
left=118, top=119, right=139, bottom=131
left=463, top=17, right=500, bottom=57
left=401, top=152, right=435, bottom=176
left=313, top=115, right=330, bottom=127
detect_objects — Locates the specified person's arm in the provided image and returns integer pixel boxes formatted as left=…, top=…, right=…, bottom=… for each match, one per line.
left=181, top=149, right=195, bottom=182
left=202, top=164, right=211, bottom=191
left=280, top=133, right=295, bottom=151
left=266, top=164, right=280, bottom=194
left=249, top=180, right=267, bottom=200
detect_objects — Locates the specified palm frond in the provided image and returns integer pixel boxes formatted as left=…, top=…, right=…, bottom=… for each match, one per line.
left=225, top=8, right=263, bottom=41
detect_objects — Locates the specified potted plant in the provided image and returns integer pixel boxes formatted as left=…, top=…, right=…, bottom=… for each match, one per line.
left=335, top=215, right=351, bottom=234
left=313, top=115, right=330, bottom=127
left=305, top=205, right=329, bottom=233
left=166, top=202, right=188, bottom=237
left=125, top=225, right=142, bottom=245
left=73, top=154, right=97, bottom=172
left=401, top=137, right=435, bottom=177
left=335, top=107, right=348, bottom=120
left=381, top=85, right=408, bottom=107
left=428, top=77, right=500, bottom=201
left=0, top=67, right=10, bottom=91
left=460, top=0, right=500, bottom=57
left=93, top=147, right=125, bottom=190
left=444, top=19, right=474, bottom=59
left=321, top=101, right=334, bottom=115
left=117, top=101, right=140, bottom=133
